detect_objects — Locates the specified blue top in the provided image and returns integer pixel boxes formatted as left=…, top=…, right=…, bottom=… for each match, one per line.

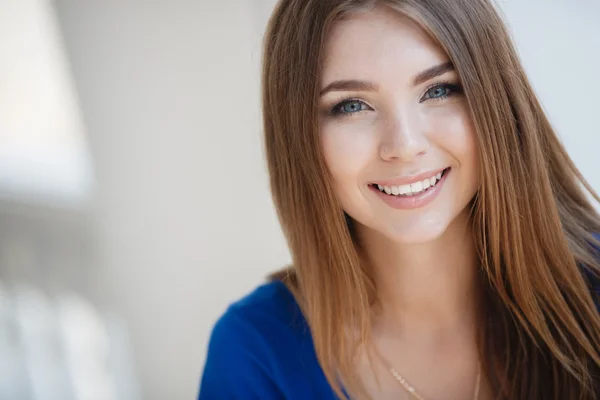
left=199, top=269, right=600, bottom=399
left=198, top=280, right=336, bottom=399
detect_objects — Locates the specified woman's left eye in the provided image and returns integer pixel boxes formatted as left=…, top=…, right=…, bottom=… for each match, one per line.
left=421, top=83, right=462, bottom=102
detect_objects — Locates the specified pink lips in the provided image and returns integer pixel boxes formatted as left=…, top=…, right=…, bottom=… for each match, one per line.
left=370, top=168, right=450, bottom=210
left=371, top=167, right=447, bottom=187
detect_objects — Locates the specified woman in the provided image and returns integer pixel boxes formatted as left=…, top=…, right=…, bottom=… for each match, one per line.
left=199, top=0, right=600, bottom=399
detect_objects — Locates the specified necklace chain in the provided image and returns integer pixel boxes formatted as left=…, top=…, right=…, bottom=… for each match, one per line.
left=389, top=363, right=481, bottom=400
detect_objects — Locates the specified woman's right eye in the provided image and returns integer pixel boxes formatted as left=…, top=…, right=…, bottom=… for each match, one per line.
left=330, top=99, right=372, bottom=116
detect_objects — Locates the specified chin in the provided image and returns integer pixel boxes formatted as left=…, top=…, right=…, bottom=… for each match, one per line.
left=377, top=205, right=472, bottom=245
left=347, top=197, right=474, bottom=246
left=384, top=221, right=449, bottom=245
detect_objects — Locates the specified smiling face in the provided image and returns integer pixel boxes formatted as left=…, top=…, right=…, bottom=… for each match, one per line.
left=319, top=5, right=480, bottom=244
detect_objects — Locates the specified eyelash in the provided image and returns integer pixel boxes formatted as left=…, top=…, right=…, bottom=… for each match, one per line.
left=328, top=81, right=463, bottom=117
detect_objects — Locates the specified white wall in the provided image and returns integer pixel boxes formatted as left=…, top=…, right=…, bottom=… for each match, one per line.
left=499, top=0, right=600, bottom=197
left=52, top=1, right=599, bottom=399
left=53, top=1, right=286, bottom=399
left=0, top=0, right=92, bottom=206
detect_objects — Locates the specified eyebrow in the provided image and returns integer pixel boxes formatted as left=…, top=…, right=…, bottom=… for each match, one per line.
left=413, top=61, right=454, bottom=86
left=319, top=80, right=378, bottom=96
left=319, top=61, right=455, bottom=96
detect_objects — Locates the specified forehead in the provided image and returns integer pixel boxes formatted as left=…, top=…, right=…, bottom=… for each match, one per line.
left=321, top=6, right=448, bottom=85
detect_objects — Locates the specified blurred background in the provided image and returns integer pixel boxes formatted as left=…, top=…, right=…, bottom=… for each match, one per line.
left=0, top=0, right=598, bottom=399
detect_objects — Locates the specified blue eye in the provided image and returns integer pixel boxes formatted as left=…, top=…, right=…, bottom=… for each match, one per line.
left=427, top=86, right=450, bottom=98
left=421, top=83, right=462, bottom=102
left=330, top=99, right=371, bottom=116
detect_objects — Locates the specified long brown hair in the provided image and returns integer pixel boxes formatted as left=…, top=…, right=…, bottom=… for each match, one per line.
left=262, top=0, right=600, bottom=398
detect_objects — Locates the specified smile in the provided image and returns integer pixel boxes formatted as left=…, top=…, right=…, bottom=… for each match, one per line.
left=371, top=168, right=451, bottom=197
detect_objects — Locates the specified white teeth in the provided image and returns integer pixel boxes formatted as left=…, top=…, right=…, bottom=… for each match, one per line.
left=410, top=181, right=423, bottom=193
left=375, top=169, right=447, bottom=197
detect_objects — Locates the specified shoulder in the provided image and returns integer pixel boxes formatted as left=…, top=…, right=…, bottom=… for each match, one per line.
left=199, top=281, right=332, bottom=399
left=227, top=280, right=306, bottom=330
left=206, top=279, right=309, bottom=355
left=212, top=280, right=311, bottom=351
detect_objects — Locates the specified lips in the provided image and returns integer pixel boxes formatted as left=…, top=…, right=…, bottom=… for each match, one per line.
left=371, top=168, right=451, bottom=197
left=370, top=167, right=451, bottom=210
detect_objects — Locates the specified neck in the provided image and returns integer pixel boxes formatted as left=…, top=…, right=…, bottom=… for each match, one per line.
left=356, top=212, right=480, bottom=335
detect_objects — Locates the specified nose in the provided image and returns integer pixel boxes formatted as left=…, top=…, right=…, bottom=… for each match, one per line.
left=379, top=112, right=429, bottom=162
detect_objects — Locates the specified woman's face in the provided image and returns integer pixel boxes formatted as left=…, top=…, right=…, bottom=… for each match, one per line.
left=319, top=6, right=480, bottom=244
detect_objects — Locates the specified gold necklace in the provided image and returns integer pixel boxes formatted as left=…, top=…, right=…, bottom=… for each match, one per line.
left=389, top=362, right=481, bottom=400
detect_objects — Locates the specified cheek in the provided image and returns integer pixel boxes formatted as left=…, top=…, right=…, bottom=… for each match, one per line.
left=320, top=120, right=377, bottom=183
left=428, top=105, right=478, bottom=167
